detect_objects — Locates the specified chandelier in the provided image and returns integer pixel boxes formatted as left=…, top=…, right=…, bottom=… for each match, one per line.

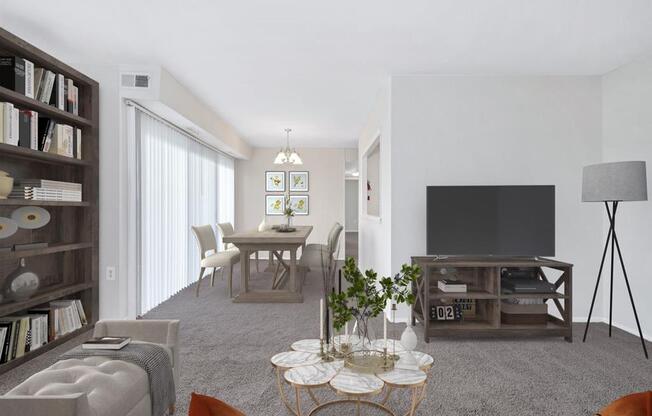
left=273, top=128, right=303, bottom=165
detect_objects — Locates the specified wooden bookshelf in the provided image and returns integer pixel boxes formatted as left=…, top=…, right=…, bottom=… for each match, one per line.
left=411, top=256, right=573, bottom=343
left=0, top=27, right=99, bottom=375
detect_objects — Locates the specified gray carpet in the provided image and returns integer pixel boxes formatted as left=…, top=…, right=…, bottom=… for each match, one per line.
left=1, top=261, right=651, bottom=416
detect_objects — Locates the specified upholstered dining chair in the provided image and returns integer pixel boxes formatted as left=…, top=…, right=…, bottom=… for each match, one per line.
left=216, top=222, right=260, bottom=272
left=191, top=225, right=240, bottom=297
left=300, top=222, right=344, bottom=274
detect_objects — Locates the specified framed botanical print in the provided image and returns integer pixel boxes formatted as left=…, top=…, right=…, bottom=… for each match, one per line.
left=265, top=195, right=285, bottom=216
left=266, top=171, right=286, bottom=192
left=289, top=195, right=309, bottom=215
left=289, top=171, right=309, bottom=192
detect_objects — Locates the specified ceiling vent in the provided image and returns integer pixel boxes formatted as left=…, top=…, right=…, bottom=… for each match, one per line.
left=121, top=73, right=150, bottom=88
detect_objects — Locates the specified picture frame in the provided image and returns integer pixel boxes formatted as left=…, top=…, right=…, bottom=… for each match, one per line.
left=289, top=195, right=309, bottom=215
left=265, top=171, right=286, bottom=192
left=265, top=195, right=285, bottom=216
left=289, top=171, right=309, bottom=192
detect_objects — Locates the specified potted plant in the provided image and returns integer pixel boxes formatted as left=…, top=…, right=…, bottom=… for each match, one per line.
left=329, top=257, right=421, bottom=349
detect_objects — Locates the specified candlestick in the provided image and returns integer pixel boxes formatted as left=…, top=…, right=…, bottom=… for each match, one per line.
left=383, top=312, right=387, bottom=343
left=338, top=269, right=342, bottom=295
left=320, top=298, right=324, bottom=340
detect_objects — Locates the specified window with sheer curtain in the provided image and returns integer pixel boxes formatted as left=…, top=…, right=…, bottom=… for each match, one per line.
left=135, top=108, right=234, bottom=314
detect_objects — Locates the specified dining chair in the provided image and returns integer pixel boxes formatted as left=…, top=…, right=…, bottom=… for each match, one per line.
left=299, top=222, right=343, bottom=275
left=191, top=225, right=240, bottom=297
left=217, top=222, right=260, bottom=272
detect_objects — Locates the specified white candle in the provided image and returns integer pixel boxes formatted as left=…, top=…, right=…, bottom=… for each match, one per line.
left=320, top=298, right=324, bottom=340
left=383, top=313, right=388, bottom=343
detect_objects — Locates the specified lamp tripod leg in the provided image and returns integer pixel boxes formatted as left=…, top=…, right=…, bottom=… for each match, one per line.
left=583, top=203, right=614, bottom=343
left=612, top=230, right=649, bottom=359
left=609, top=202, right=618, bottom=337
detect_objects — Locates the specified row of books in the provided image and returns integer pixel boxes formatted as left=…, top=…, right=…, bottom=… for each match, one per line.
left=10, top=179, right=82, bottom=202
left=0, top=299, right=87, bottom=364
left=0, top=56, right=79, bottom=115
left=0, top=102, right=82, bottom=159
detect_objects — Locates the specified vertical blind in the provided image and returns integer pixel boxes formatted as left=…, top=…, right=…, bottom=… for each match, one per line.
left=136, top=107, right=235, bottom=314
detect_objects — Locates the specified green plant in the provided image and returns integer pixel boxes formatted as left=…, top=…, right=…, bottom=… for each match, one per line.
left=283, top=193, right=295, bottom=217
left=328, top=257, right=421, bottom=337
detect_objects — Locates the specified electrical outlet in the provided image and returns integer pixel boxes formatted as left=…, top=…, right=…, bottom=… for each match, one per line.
left=106, top=266, right=116, bottom=281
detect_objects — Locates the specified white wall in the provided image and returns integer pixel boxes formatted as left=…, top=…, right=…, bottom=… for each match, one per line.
left=386, top=75, right=604, bottom=321
left=235, top=148, right=346, bottom=257
left=602, top=58, right=652, bottom=340
left=358, top=81, right=393, bottom=276
left=345, top=179, right=359, bottom=231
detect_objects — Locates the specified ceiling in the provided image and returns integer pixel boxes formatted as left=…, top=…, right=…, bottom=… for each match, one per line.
left=1, top=1, right=652, bottom=148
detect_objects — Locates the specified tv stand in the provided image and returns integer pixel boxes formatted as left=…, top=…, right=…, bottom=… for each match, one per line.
left=411, top=256, right=573, bottom=342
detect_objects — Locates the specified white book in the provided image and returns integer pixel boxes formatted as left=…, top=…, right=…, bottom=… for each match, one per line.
left=24, top=59, right=35, bottom=99
left=34, top=68, right=45, bottom=98
left=74, top=300, right=87, bottom=325
left=40, top=71, right=55, bottom=103
left=2, top=102, right=13, bottom=144
left=76, top=128, right=82, bottom=159
left=0, top=328, right=6, bottom=356
left=56, top=74, right=65, bottom=110
left=18, top=179, right=82, bottom=191
left=29, top=110, right=38, bottom=150
left=0, top=103, right=4, bottom=144
left=9, top=108, right=19, bottom=146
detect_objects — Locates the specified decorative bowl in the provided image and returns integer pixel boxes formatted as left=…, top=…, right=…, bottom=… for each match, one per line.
left=344, top=350, right=394, bottom=374
left=0, top=171, right=13, bottom=200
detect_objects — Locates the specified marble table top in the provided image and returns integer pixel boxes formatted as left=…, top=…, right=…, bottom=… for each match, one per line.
left=271, top=351, right=321, bottom=368
left=274, top=339, right=434, bottom=394
left=284, top=361, right=344, bottom=386
left=330, top=368, right=385, bottom=395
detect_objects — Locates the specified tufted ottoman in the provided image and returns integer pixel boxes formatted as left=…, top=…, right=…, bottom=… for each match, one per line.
left=0, top=320, right=179, bottom=416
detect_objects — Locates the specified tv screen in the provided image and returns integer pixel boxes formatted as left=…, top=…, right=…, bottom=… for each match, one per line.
left=426, top=185, right=555, bottom=257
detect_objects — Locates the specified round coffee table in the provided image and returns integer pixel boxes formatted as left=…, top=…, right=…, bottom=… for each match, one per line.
left=271, top=341, right=433, bottom=416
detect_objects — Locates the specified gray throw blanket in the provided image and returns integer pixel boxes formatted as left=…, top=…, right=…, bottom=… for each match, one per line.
left=61, top=342, right=175, bottom=416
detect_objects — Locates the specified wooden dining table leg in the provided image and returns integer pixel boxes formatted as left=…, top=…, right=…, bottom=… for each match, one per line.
left=240, top=249, right=249, bottom=293
left=289, top=247, right=297, bottom=293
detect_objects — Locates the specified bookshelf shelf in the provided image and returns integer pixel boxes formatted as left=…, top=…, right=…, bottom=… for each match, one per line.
left=0, top=324, right=93, bottom=374
left=0, top=86, right=93, bottom=128
left=0, top=282, right=96, bottom=317
left=429, top=288, right=497, bottom=300
left=0, top=143, right=91, bottom=166
left=0, top=199, right=90, bottom=207
left=0, top=27, right=99, bottom=374
left=0, top=242, right=93, bottom=260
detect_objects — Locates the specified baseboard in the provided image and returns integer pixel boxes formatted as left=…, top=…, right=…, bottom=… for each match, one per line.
left=573, top=316, right=651, bottom=342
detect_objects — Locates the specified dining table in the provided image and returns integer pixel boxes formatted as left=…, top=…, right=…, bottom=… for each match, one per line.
left=222, top=225, right=313, bottom=303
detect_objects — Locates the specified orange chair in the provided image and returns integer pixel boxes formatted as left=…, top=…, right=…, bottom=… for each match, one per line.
left=188, top=392, right=246, bottom=416
left=597, top=391, right=652, bottom=416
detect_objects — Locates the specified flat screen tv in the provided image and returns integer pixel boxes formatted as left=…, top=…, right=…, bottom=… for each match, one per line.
left=426, top=185, right=555, bottom=257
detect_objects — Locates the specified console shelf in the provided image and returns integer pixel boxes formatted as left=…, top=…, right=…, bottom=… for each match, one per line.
left=411, top=256, right=573, bottom=342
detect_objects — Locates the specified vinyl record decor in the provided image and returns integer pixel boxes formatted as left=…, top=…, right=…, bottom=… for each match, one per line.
left=11, top=206, right=51, bottom=229
left=0, top=217, right=18, bottom=239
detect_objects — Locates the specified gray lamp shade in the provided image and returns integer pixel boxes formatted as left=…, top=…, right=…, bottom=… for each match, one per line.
left=582, top=161, right=648, bottom=202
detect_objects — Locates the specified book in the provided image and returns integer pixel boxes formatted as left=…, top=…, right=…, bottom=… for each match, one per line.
left=37, top=117, right=55, bottom=151
left=24, top=59, right=34, bottom=99
left=9, top=107, right=19, bottom=146
left=82, top=337, right=131, bottom=350
left=29, top=110, right=38, bottom=149
left=0, top=328, right=6, bottom=362
left=66, top=79, right=75, bottom=113
left=0, top=56, right=26, bottom=95
left=0, top=102, right=5, bottom=144
left=75, top=128, right=82, bottom=159
left=48, top=123, right=74, bottom=157
left=71, top=85, right=79, bottom=115
left=33, top=67, right=45, bottom=98
left=9, top=187, right=82, bottom=202
left=50, top=74, right=65, bottom=110
left=437, top=279, right=467, bottom=293
left=18, top=109, right=33, bottom=148
left=28, top=308, right=55, bottom=342
left=16, top=179, right=82, bottom=191
left=0, top=321, right=13, bottom=363
left=39, top=70, right=56, bottom=103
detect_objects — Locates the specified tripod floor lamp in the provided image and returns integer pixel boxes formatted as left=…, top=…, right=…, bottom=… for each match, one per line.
left=582, top=160, right=648, bottom=359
